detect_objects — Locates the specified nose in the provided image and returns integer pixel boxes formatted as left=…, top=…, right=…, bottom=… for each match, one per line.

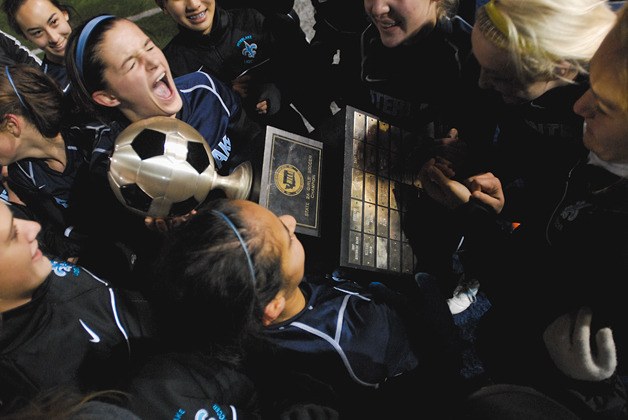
left=18, top=219, right=42, bottom=242
left=573, top=89, right=593, bottom=118
left=279, top=215, right=297, bottom=234
left=45, top=28, right=60, bottom=45
left=186, top=0, right=202, bottom=10
left=366, top=0, right=389, bottom=16
left=143, top=50, right=160, bottom=70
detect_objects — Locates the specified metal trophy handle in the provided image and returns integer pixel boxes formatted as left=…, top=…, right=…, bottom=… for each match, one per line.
left=208, top=160, right=253, bottom=200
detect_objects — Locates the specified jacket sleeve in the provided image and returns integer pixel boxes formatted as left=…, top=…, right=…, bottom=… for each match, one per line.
left=548, top=373, right=628, bottom=420
left=0, top=30, right=41, bottom=68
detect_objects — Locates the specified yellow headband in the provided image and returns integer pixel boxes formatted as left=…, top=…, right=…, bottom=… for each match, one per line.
left=483, top=0, right=544, bottom=56
left=484, top=0, right=510, bottom=38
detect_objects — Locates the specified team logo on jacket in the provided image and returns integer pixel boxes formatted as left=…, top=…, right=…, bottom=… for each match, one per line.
left=275, top=164, right=304, bottom=196
left=237, top=35, right=257, bottom=61
left=552, top=200, right=590, bottom=233
left=52, top=260, right=80, bottom=277
left=559, top=200, right=590, bottom=222
left=211, top=135, right=232, bottom=169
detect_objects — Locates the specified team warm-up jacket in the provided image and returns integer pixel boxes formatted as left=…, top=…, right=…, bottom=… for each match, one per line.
left=175, top=71, right=264, bottom=175
left=7, top=123, right=116, bottom=260
left=459, top=72, right=590, bottom=226
left=0, top=259, right=155, bottom=414
left=262, top=277, right=463, bottom=418
left=448, top=154, right=628, bottom=419
left=341, top=16, right=473, bottom=137
left=124, top=352, right=261, bottom=420
left=162, top=7, right=328, bottom=132
left=163, top=7, right=278, bottom=93
left=40, top=56, right=70, bottom=93
left=104, top=70, right=264, bottom=179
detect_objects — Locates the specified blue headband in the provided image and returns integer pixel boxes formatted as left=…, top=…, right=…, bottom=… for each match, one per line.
left=211, top=210, right=256, bottom=285
left=5, top=67, right=27, bottom=110
left=76, top=15, right=115, bottom=80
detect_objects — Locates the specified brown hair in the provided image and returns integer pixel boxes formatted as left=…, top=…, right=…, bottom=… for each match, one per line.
left=0, top=64, right=64, bottom=137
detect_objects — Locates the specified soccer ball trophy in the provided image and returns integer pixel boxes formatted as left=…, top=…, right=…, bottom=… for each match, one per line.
left=108, top=116, right=252, bottom=218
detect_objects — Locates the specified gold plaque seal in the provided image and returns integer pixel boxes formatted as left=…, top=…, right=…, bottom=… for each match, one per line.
left=274, top=164, right=304, bottom=196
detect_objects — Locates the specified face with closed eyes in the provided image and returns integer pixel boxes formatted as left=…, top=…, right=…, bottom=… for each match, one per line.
left=93, top=19, right=182, bottom=122
left=471, top=25, right=557, bottom=104
left=14, top=0, right=71, bottom=64
left=0, top=201, right=51, bottom=313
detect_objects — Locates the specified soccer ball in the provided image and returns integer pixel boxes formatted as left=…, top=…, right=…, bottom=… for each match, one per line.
left=108, top=116, right=251, bottom=218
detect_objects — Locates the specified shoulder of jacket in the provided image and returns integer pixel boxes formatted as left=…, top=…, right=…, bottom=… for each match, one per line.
left=46, top=262, right=110, bottom=302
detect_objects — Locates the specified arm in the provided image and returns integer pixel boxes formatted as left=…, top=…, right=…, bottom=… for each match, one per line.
left=0, top=30, right=42, bottom=68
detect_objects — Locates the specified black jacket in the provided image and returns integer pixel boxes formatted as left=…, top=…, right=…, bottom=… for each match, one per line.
left=125, top=352, right=260, bottom=419
left=451, top=155, right=628, bottom=418
left=0, top=30, right=40, bottom=68
left=0, top=260, right=155, bottom=414
left=162, top=6, right=330, bottom=132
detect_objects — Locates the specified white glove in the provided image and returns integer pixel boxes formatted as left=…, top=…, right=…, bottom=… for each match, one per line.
left=543, top=307, right=617, bottom=381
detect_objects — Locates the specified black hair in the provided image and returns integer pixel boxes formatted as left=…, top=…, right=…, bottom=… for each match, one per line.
left=148, top=198, right=284, bottom=365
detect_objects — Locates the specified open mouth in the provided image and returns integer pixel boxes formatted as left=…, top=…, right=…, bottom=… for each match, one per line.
left=187, top=9, right=207, bottom=23
left=153, top=72, right=174, bottom=100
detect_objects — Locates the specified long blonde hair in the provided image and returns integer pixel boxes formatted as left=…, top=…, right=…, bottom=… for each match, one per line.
left=475, top=0, right=616, bottom=83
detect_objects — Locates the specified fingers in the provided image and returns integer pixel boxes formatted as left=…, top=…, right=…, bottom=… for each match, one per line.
left=144, top=216, right=170, bottom=233
left=144, top=216, right=155, bottom=231
left=434, top=156, right=455, bottom=178
left=572, top=307, right=593, bottom=346
left=256, top=100, right=269, bottom=114
left=594, top=327, right=617, bottom=375
left=465, top=172, right=505, bottom=213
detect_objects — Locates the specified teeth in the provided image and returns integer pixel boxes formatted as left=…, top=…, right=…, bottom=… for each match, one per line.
left=154, top=73, right=166, bottom=86
left=188, top=11, right=206, bottom=20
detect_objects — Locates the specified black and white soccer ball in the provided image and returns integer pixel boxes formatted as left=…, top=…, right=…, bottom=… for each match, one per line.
left=108, top=116, right=242, bottom=218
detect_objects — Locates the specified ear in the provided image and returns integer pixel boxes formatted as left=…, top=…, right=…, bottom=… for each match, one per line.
left=555, top=61, right=577, bottom=80
left=262, top=294, right=286, bottom=326
left=1, top=114, right=22, bottom=137
left=92, top=90, right=120, bottom=108
left=62, top=9, right=70, bottom=22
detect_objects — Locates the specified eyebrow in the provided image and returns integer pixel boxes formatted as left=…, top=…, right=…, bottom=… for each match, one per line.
left=120, top=38, right=152, bottom=70
left=5, top=213, right=15, bottom=243
left=47, top=12, right=59, bottom=25
left=590, top=86, right=618, bottom=112
left=280, top=219, right=292, bottom=243
left=25, top=12, right=57, bottom=32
